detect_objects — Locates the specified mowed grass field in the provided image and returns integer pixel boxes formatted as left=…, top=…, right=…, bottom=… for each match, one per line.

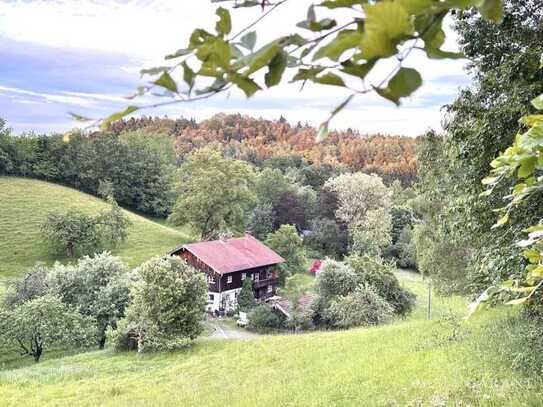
left=0, top=177, right=192, bottom=279
left=1, top=272, right=542, bottom=406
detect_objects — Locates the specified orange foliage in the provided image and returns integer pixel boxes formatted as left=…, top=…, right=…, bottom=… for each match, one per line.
left=107, top=113, right=418, bottom=185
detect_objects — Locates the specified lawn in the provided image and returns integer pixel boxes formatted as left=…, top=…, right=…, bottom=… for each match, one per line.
left=0, top=177, right=193, bottom=279
left=1, top=271, right=542, bottom=406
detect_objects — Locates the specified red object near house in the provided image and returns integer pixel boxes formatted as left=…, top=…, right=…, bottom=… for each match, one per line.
left=309, top=260, right=322, bottom=274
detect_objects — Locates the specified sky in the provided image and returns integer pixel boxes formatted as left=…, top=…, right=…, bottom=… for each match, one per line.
left=0, top=0, right=471, bottom=136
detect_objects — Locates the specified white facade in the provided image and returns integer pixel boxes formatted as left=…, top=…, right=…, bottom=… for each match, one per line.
left=206, top=288, right=242, bottom=313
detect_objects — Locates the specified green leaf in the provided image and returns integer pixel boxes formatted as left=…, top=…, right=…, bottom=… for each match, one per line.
left=360, top=2, right=413, bottom=60
left=101, top=106, right=139, bottom=129
left=240, top=31, right=257, bottom=51
left=493, top=212, right=509, bottom=228
left=196, top=38, right=231, bottom=70
left=477, top=0, right=504, bottom=24
left=319, top=0, right=367, bottom=9
left=165, top=48, right=191, bottom=60
left=69, top=112, right=93, bottom=122
left=215, top=7, right=232, bottom=36
left=229, top=73, right=261, bottom=97
left=313, top=72, right=345, bottom=87
left=374, top=67, right=422, bottom=105
left=518, top=157, right=537, bottom=178
left=153, top=71, right=178, bottom=93
left=398, top=0, right=433, bottom=15
left=341, top=60, right=376, bottom=78
left=246, top=42, right=281, bottom=75
left=332, top=94, right=355, bottom=117
left=291, top=67, right=325, bottom=82
left=182, top=62, right=195, bottom=93
left=313, top=31, right=363, bottom=61
left=531, top=94, right=543, bottom=110
left=265, top=51, right=288, bottom=88
left=297, top=18, right=337, bottom=32
left=316, top=122, right=329, bottom=142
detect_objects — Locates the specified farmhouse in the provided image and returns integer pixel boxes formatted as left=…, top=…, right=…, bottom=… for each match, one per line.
left=170, top=234, right=284, bottom=312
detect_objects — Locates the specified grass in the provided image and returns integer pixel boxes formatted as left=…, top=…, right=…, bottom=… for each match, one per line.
left=1, top=272, right=542, bottom=406
left=0, top=177, right=192, bottom=279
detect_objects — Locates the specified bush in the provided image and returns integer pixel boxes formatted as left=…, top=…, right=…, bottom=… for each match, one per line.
left=110, top=256, right=207, bottom=352
left=48, top=252, right=132, bottom=349
left=323, top=285, right=393, bottom=329
left=248, top=304, right=285, bottom=332
left=315, top=259, right=359, bottom=300
left=346, top=254, right=416, bottom=316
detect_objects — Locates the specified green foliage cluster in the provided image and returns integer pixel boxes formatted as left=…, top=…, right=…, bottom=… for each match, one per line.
left=40, top=197, right=131, bottom=257
left=313, top=256, right=415, bottom=329
left=265, top=224, right=305, bottom=278
left=347, top=254, right=416, bottom=316
left=247, top=304, right=285, bottom=332
left=109, top=256, right=207, bottom=352
left=48, top=252, right=132, bottom=349
left=0, top=130, right=176, bottom=217
left=169, top=148, right=256, bottom=239
left=1, top=252, right=132, bottom=361
left=0, top=295, right=96, bottom=362
left=237, top=278, right=255, bottom=311
left=324, top=284, right=393, bottom=329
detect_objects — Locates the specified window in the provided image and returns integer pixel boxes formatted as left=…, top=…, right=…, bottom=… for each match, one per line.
left=227, top=275, right=233, bottom=284
left=241, top=272, right=246, bottom=280
left=254, top=273, right=260, bottom=282
left=208, top=294, right=214, bottom=303
left=267, top=285, right=272, bottom=293
left=266, top=270, right=272, bottom=279
left=207, top=275, right=215, bottom=284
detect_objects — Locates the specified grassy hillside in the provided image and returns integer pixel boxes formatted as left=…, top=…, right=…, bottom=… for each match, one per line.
left=1, top=273, right=542, bottom=406
left=0, top=177, right=191, bottom=278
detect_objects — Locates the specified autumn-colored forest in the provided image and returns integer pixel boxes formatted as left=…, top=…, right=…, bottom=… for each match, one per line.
left=107, top=113, right=418, bottom=185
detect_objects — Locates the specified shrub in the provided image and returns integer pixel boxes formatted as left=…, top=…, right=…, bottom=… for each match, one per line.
left=346, top=254, right=416, bottom=316
left=110, top=256, right=207, bottom=352
left=315, top=259, right=359, bottom=300
left=323, top=285, right=393, bottom=329
left=48, top=252, right=132, bottom=349
left=248, top=304, right=285, bottom=332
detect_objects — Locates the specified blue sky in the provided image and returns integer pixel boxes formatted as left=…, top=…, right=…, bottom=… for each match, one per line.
left=0, top=0, right=471, bottom=136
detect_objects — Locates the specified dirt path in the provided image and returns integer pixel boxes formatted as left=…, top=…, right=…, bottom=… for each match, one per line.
left=205, top=319, right=258, bottom=340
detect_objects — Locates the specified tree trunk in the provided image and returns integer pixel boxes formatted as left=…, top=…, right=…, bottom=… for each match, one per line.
left=33, top=346, right=42, bottom=362
left=137, top=332, right=145, bottom=354
left=98, top=335, right=106, bottom=350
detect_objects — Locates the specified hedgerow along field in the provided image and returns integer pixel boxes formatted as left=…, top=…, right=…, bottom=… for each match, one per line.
left=0, top=270, right=541, bottom=406
left=0, top=177, right=192, bottom=280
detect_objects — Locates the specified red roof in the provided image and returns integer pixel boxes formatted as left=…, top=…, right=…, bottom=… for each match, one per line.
left=176, top=234, right=284, bottom=274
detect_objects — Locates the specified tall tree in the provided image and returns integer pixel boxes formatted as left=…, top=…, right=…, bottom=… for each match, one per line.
left=169, top=148, right=256, bottom=239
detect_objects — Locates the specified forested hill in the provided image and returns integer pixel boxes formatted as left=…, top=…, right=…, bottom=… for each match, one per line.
left=106, top=114, right=418, bottom=185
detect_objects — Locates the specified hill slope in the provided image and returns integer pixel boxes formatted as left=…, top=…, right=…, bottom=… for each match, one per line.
left=0, top=177, right=191, bottom=278
left=0, top=311, right=540, bottom=405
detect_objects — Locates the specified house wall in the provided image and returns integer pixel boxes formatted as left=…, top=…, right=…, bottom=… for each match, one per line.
left=172, top=249, right=280, bottom=311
